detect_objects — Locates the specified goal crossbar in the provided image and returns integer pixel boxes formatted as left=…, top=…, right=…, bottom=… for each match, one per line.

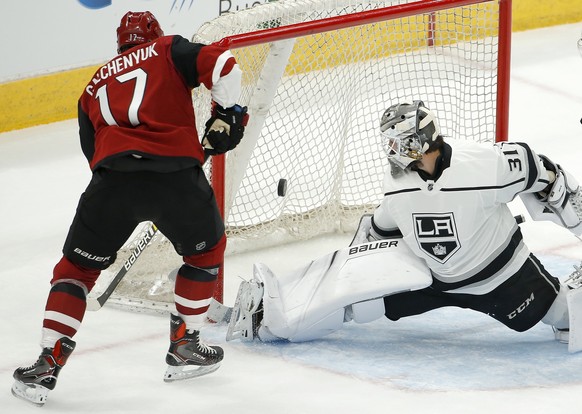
left=212, top=0, right=512, bottom=144
left=216, top=0, right=505, bottom=51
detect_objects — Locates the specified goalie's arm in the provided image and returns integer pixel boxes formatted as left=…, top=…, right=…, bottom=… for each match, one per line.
left=494, top=142, right=554, bottom=201
left=493, top=142, right=582, bottom=235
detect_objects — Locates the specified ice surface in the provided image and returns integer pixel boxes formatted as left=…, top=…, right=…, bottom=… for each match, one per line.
left=2, top=23, right=582, bottom=413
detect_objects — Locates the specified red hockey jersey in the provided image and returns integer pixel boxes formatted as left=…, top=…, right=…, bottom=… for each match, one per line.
left=78, top=35, right=239, bottom=172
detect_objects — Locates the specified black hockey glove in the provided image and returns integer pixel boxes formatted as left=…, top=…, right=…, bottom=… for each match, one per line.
left=202, top=104, right=249, bottom=155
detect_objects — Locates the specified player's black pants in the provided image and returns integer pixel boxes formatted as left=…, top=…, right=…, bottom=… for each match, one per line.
left=383, top=254, right=561, bottom=332
left=62, top=166, right=224, bottom=270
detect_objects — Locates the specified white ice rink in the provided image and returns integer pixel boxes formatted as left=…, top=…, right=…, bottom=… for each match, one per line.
left=2, top=23, right=582, bottom=413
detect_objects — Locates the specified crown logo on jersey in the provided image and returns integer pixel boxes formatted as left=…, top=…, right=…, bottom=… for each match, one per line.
left=432, top=244, right=447, bottom=256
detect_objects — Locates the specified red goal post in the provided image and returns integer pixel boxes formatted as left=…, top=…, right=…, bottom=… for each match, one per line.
left=94, top=0, right=512, bottom=309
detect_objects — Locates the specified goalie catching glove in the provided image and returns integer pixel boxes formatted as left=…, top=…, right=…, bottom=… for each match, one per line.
left=521, top=155, right=582, bottom=235
left=202, top=104, right=249, bottom=155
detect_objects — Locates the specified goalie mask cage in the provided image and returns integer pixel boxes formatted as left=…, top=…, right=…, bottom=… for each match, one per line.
left=92, top=0, right=511, bottom=310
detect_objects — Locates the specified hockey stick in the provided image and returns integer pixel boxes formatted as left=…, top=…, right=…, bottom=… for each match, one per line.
left=86, top=223, right=159, bottom=311
left=85, top=221, right=233, bottom=322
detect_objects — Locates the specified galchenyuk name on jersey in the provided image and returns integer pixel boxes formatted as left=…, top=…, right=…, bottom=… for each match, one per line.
left=85, top=43, right=159, bottom=96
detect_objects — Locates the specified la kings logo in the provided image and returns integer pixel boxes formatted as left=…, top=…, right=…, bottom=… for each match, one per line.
left=413, top=213, right=460, bottom=263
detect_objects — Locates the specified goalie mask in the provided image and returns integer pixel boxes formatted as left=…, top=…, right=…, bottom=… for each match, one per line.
left=380, top=100, right=440, bottom=170
left=117, top=11, right=164, bottom=54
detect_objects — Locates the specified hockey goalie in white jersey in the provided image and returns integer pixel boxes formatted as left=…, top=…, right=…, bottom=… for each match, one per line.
left=227, top=100, right=582, bottom=352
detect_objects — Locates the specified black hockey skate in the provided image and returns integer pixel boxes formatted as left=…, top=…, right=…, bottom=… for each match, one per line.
left=164, top=314, right=223, bottom=382
left=12, top=337, right=76, bottom=406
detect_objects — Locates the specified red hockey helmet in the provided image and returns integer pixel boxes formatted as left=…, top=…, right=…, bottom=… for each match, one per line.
left=117, top=11, right=164, bottom=54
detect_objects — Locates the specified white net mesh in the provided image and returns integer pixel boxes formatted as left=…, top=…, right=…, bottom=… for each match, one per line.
left=91, top=0, right=506, bottom=310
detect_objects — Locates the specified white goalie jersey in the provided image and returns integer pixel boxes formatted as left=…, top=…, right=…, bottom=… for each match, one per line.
left=372, top=139, right=553, bottom=295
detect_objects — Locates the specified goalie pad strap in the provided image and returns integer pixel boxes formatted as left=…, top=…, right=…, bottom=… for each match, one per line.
left=346, top=298, right=386, bottom=324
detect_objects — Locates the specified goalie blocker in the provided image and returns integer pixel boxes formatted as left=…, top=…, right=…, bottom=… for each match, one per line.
left=520, top=155, right=582, bottom=235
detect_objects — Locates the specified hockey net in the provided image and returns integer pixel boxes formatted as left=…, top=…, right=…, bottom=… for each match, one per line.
left=90, top=0, right=511, bottom=311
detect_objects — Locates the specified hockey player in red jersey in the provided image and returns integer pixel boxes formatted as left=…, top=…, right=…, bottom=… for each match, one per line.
left=227, top=100, right=582, bottom=354
left=12, top=11, right=248, bottom=406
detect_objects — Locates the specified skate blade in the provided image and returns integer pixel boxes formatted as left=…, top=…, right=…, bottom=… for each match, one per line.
left=226, top=308, right=255, bottom=341
left=226, top=300, right=244, bottom=340
left=163, top=362, right=221, bottom=382
left=226, top=280, right=263, bottom=341
left=11, top=380, right=50, bottom=406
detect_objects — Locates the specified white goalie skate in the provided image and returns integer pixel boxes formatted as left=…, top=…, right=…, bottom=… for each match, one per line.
left=565, top=263, right=582, bottom=290
left=226, top=279, right=264, bottom=341
left=556, top=262, right=582, bottom=353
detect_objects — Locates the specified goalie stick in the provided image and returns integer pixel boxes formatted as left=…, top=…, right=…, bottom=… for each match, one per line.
left=86, top=223, right=159, bottom=311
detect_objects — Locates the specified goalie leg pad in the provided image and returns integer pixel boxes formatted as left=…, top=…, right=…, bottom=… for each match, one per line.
left=288, top=309, right=345, bottom=342
left=567, top=287, right=582, bottom=353
left=253, top=241, right=431, bottom=343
